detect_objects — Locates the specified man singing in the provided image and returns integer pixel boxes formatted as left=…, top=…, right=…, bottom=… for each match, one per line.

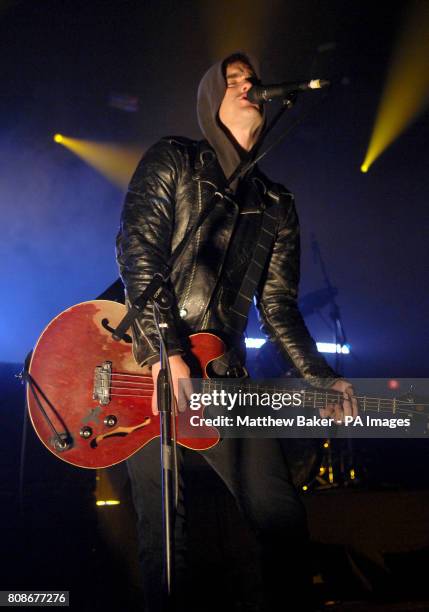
left=116, top=52, right=356, bottom=612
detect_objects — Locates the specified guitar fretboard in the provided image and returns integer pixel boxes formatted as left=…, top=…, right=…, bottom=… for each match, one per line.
left=199, top=379, right=429, bottom=418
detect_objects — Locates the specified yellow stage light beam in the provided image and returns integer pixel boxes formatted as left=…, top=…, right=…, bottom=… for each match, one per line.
left=53, top=134, right=144, bottom=189
left=361, top=1, right=429, bottom=172
left=199, top=0, right=281, bottom=61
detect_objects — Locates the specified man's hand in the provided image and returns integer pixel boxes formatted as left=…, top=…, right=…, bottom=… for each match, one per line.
left=151, top=355, right=191, bottom=415
left=319, top=379, right=358, bottom=423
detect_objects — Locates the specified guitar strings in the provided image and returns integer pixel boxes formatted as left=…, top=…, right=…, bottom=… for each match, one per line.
left=105, top=396, right=427, bottom=416
left=111, top=372, right=152, bottom=379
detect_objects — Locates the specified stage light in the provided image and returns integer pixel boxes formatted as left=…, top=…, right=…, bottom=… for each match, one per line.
left=361, top=2, right=429, bottom=172
left=95, top=469, right=121, bottom=507
left=350, top=469, right=356, bottom=480
left=245, top=338, right=266, bottom=349
left=245, top=338, right=350, bottom=354
left=51, top=134, right=144, bottom=188
left=388, top=379, right=400, bottom=390
left=316, top=342, right=350, bottom=355
left=302, top=485, right=309, bottom=492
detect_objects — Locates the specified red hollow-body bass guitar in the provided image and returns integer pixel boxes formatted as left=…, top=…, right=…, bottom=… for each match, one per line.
left=27, top=300, right=222, bottom=469
left=27, top=301, right=429, bottom=470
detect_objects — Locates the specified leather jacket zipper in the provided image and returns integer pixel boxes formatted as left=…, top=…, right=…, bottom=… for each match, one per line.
left=179, top=181, right=202, bottom=312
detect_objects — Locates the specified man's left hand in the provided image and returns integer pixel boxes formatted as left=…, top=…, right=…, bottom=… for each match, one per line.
left=319, top=379, right=358, bottom=423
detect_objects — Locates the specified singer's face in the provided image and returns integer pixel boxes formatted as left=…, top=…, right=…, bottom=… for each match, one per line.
left=218, top=61, right=263, bottom=132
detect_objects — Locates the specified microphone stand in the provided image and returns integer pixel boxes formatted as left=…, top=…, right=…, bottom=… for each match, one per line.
left=137, top=287, right=178, bottom=611
left=311, top=235, right=348, bottom=374
left=153, top=302, right=176, bottom=609
left=311, top=236, right=356, bottom=488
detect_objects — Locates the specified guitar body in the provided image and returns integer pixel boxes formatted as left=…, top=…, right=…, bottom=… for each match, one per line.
left=27, top=300, right=221, bottom=469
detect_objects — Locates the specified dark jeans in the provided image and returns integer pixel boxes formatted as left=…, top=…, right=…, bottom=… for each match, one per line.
left=127, top=437, right=311, bottom=612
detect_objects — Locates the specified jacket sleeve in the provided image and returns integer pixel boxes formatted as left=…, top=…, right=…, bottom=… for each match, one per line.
left=116, top=139, right=185, bottom=367
left=255, top=194, right=339, bottom=388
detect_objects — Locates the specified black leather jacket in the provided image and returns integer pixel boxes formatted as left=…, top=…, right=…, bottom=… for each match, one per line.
left=116, top=136, right=338, bottom=387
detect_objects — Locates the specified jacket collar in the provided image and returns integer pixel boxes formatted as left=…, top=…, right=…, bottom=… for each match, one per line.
left=192, top=141, right=227, bottom=191
left=192, top=140, right=270, bottom=210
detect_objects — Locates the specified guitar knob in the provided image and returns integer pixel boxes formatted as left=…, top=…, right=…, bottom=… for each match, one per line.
left=79, top=426, right=93, bottom=439
left=104, top=415, right=117, bottom=427
left=54, top=434, right=71, bottom=451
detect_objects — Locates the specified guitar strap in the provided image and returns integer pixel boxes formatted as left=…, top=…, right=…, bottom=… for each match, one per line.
left=213, top=195, right=281, bottom=376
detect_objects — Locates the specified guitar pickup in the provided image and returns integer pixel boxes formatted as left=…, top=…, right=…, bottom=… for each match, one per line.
left=93, top=361, right=112, bottom=406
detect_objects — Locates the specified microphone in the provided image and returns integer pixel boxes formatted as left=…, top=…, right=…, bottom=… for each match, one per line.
left=247, top=79, right=330, bottom=104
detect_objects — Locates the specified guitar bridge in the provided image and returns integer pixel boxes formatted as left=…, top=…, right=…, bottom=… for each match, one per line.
left=93, top=361, right=112, bottom=406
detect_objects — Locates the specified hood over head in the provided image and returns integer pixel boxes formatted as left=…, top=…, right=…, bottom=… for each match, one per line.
left=197, top=52, right=265, bottom=188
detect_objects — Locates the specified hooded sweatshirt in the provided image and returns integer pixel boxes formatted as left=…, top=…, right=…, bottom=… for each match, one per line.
left=196, top=53, right=265, bottom=190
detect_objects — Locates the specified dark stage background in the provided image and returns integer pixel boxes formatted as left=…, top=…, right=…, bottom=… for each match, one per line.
left=0, top=0, right=428, bottom=376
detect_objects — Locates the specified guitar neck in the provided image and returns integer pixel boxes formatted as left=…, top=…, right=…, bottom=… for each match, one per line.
left=201, top=379, right=428, bottom=418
